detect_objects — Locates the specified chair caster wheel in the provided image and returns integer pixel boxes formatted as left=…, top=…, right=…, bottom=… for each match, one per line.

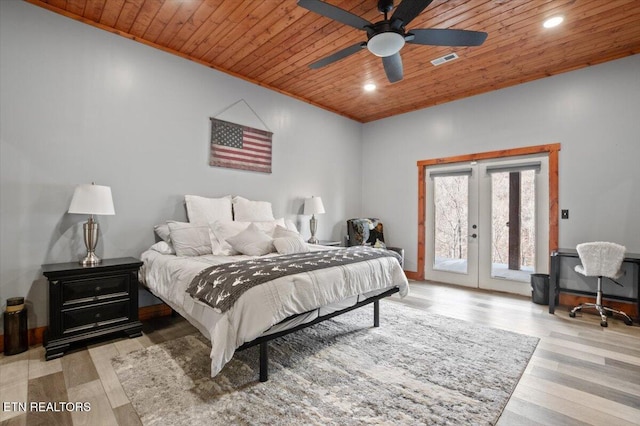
left=569, top=311, right=576, bottom=318
left=600, top=320, right=608, bottom=327
left=624, top=318, right=633, bottom=326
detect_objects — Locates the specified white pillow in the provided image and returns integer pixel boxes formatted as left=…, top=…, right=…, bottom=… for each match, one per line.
left=272, top=225, right=309, bottom=254
left=232, top=196, right=275, bottom=221
left=210, top=219, right=285, bottom=255
left=285, top=219, right=299, bottom=233
left=150, top=241, right=176, bottom=255
left=168, top=221, right=212, bottom=257
left=209, top=220, right=248, bottom=255
left=226, top=223, right=274, bottom=256
left=273, top=237, right=310, bottom=255
left=273, top=225, right=301, bottom=239
left=154, top=223, right=171, bottom=242
left=185, top=195, right=232, bottom=225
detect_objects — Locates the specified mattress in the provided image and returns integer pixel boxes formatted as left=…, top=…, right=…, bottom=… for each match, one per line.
left=140, top=245, right=409, bottom=377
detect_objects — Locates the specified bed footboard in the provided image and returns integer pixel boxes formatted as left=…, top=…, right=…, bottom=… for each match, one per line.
left=238, top=287, right=400, bottom=382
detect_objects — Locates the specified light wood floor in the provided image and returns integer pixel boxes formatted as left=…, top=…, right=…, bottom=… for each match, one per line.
left=1, top=281, right=639, bottom=425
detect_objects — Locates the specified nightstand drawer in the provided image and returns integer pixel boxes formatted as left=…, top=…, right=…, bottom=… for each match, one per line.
left=62, top=274, right=130, bottom=305
left=62, top=300, right=131, bottom=335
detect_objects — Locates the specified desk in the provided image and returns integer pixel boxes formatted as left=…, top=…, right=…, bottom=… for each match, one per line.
left=549, top=249, right=640, bottom=322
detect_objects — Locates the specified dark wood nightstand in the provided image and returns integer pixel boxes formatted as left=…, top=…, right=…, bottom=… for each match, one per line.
left=41, top=257, right=143, bottom=360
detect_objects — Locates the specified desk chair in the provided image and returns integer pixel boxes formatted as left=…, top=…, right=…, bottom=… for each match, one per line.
left=570, top=242, right=633, bottom=327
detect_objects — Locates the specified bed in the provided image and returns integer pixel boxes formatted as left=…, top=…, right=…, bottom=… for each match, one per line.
left=139, top=195, right=409, bottom=381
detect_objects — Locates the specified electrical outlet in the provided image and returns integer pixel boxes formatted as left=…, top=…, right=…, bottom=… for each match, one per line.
left=561, top=209, right=569, bottom=219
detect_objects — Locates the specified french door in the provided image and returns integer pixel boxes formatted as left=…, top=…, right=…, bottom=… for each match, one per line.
left=425, top=155, right=549, bottom=296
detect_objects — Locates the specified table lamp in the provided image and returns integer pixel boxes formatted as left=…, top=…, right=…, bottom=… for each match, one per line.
left=304, top=196, right=325, bottom=244
left=68, top=182, right=115, bottom=266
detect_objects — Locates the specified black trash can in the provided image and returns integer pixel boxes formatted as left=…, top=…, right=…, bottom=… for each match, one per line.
left=531, top=274, right=551, bottom=305
left=3, top=297, right=28, bottom=355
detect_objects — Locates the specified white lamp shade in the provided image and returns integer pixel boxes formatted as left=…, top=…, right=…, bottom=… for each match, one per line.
left=367, top=32, right=405, bottom=57
left=304, top=196, right=325, bottom=215
left=68, top=184, right=115, bottom=215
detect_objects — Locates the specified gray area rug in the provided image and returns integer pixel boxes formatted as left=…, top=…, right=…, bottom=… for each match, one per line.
left=112, top=301, right=538, bottom=425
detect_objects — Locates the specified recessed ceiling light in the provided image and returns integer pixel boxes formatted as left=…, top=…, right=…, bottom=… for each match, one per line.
left=364, top=83, right=376, bottom=92
left=543, top=16, right=564, bottom=28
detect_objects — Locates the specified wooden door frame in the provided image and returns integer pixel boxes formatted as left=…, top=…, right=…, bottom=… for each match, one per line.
left=414, top=143, right=561, bottom=281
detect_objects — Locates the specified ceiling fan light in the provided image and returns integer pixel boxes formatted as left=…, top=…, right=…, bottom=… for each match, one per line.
left=367, top=32, right=405, bottom=57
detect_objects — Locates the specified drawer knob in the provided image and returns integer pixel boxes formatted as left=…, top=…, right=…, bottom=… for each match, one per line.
left=95, top=313, right=101, bottom=320
left=95, top=286, right=101, bottom=292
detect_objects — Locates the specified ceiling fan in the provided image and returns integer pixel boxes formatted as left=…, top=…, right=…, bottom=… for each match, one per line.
left=298, top=0, right=488, bottom=83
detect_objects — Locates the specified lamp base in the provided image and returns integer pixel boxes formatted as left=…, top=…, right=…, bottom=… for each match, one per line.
left=308, top=215, right=319, bottom=245
left=80, top=251, right=101, bottom=267
left=80, top=216, right=101, bottom=266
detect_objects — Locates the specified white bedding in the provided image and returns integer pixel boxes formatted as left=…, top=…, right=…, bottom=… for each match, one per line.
left=140, top=245, right=409, bottom=377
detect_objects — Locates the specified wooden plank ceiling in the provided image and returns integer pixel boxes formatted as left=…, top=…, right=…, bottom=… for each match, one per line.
left=27, top=0, right=640, bottom=123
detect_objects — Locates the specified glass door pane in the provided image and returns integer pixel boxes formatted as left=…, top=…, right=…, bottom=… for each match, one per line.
left=433, top=175, right=469, bottom=274
left=490, top=170, right=536, bottom=282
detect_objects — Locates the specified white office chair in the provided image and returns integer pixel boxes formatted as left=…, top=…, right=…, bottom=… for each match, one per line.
left=570, top=242, right=633, bottom=327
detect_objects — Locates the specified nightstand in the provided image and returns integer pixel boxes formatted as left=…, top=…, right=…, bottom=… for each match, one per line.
left=41, top=257, right=143, bottom=360
left=316, top=240, right=342, bottom=247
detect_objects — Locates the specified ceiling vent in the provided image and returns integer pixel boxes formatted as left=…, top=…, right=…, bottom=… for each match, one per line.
left=430, top=52, right=459, bottom=66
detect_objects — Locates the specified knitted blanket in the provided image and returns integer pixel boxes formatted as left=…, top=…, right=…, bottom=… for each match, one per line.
left=186, top=246, right=400, bottom=313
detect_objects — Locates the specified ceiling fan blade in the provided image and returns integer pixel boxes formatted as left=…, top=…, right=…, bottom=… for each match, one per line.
left=390, top=0, right=434, bottom=29
left=298, top=0, right=371, bottom=30
left=407, top=28, right=488, bottom=46
left=382, top=52, right=403, bottom=83
left=309, top=42, right=367, bottom=69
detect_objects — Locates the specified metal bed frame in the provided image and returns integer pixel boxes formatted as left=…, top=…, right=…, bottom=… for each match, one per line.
left=237, top=287, right=400, bottom=382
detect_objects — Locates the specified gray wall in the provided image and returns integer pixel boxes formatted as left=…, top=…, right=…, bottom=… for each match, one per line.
left=2, top=0, right=639, bottom=329
left=362, top=54, right=640, bottom=273
left=0, top=1, right=363, bottom=328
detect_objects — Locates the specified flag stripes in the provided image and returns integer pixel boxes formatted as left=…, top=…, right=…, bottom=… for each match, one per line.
left=210, top=118, right=272, bottom=173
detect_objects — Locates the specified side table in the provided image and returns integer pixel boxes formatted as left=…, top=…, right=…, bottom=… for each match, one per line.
left=41, top=257, right=143, bottom=360
left=315, top=240, right=342, bottom=247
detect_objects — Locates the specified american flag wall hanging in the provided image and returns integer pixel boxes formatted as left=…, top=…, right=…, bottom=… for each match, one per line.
left=210, top=118, right=273, bottom=173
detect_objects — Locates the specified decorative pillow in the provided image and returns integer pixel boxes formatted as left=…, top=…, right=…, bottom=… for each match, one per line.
left=284, top=219, right=299, bottom=233
left=185, top=195, right=233, bottom=225
left=154, top=223, right=171, bottom=242
left=232, top=196, right=275, bottom=221
left=272, top=225, right=309, bottom=254
left=209, top=220, right=248, bottom=255
left=369, top=220, right=386, bottom=248
left=167, top=221, right=212, bottom=257
left=273, top=236, right=310, bottom=255
left=251, top=218, right=285, bottom=236
left=225, top=223, right=274, bottom=256
left=347, top=218, right=386, bottom=248
left=150, top=241, right=176, bottom=255
left=273, top=225, right=301, bottom=239
left=210, top=219, right=285, bottom=255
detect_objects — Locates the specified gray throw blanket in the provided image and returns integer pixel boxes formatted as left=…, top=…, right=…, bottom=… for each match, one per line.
left=186, top=246, right=401, bottom=313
